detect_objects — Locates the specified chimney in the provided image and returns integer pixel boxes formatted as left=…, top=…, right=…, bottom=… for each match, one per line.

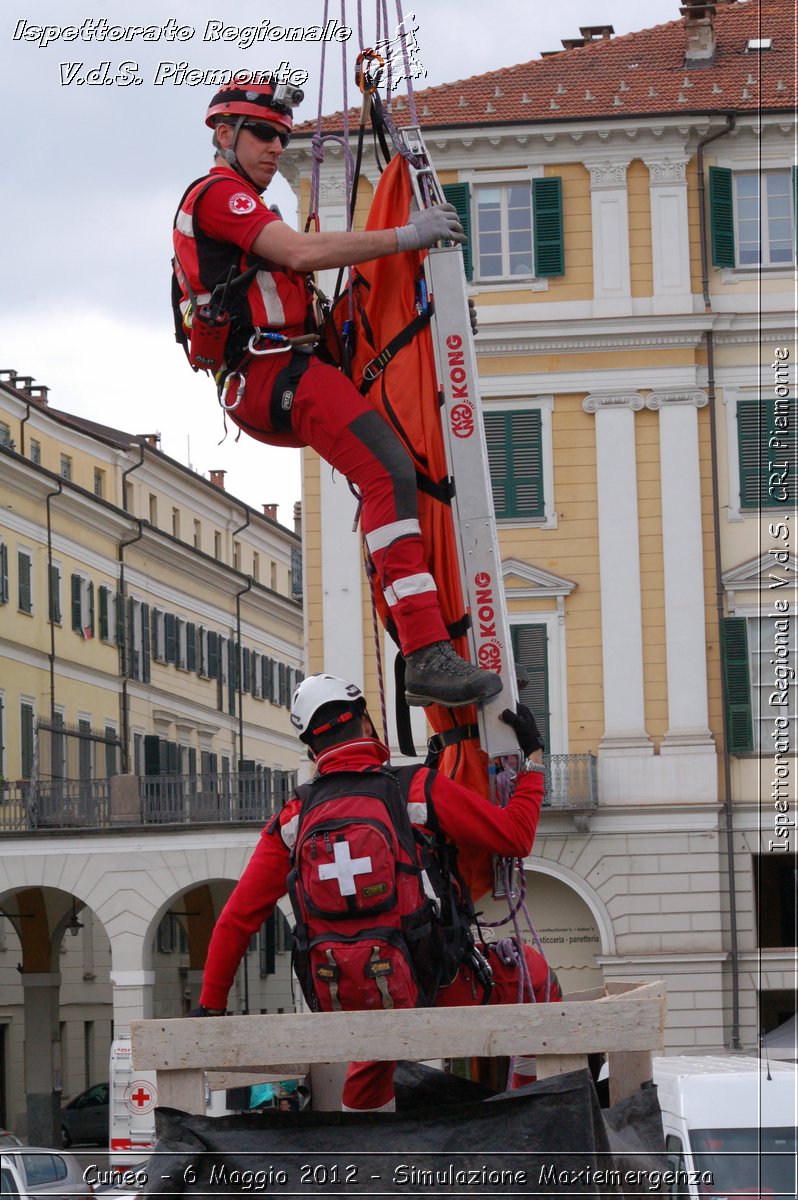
left=209, top=469, right=227, bottom=490
left=580, top=25, right=615, bottom=41
left=262, top=503, right=278, bottom=521
left=28, top=385, right=49, bottom=406
left=137, top=433, right=161, bottom=448
left=680, top=0, right=717, bottom=62
left=293, top=501, right=302, bottom=536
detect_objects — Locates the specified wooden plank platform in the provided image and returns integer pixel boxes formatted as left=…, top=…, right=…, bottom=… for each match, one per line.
left=131, top=980, right=666, bottom=1113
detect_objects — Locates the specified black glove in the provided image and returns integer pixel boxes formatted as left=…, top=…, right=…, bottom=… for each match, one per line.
left=186, top=1005, right=225, bottom=1018
left=500, top=703, right=545, bottom=756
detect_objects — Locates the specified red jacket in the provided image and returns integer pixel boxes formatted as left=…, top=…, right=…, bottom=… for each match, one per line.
left=199, top=738, right=543, bottom=1010
left=173, top=165, right=310, bottom=354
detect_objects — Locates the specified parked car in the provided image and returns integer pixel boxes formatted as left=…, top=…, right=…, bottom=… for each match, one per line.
left=61, top=1082, right=109, bottom=1148
left=0, top=1129, right=24, bottom=1147
left=1, top=1147, right=95, bottom=1198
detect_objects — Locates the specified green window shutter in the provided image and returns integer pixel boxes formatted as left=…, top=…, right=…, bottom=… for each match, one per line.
left=20, top=702, right=35, bottom=778
left=48, top=565, right=61, bottom=624
left=141, top=603, right=151, bottom=683
left=87, top=582, right=95, bottom=638
left=278, top=662, right=288, bottom=706
left=0, top=543, right=8, bottom=604
left=532, top=176, right=565, bottom=277
left=98, top=586, right=109, bottom=641
left=719, top=617, right=754, bottom=754
left=510, top=624, right=550, bottom=753
left=484, top=410, right=544, bottom=519
left=18, top=552, right=32, bottom=614
left=709, top=166, right=735, bottom=268
left=71, top=573, right=82, bottom=631
left=116, top=593, right=126, bottom=648
left=263, top=656, right=275, bottom=702
left=208, top=632, right=220, bottom=679
left=186, top=623, right=197, bottom=672
left=163, top=614, right=175, bottom=662
left=442, top=182, right=472, bottom=280
left=737, top=398, right=797, bottom=509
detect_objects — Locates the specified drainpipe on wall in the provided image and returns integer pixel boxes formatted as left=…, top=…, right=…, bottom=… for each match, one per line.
left=232, top=507, right=252, bottom=769
left=118, top=442, right=147, bottom=774
left=696, top=112, right=742, bottom=1050
left=45, top=481, right=64, bottom=719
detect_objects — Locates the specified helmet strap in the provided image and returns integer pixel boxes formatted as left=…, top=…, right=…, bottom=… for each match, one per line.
left=219, top=115, right=260, bottom=191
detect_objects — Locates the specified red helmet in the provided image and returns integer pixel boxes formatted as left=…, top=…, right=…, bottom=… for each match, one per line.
left=205, top=80, right=295, bottom=135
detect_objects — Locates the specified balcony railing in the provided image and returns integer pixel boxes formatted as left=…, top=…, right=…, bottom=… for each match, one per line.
left=543, top=753, right=598, bottom=811
left=0, top=755, right=598, bottom=833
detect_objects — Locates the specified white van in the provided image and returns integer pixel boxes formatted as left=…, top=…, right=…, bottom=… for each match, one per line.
left=109, top=1038, right=159, bottom=1167
left=653, top=1055, right=798, bottom=1199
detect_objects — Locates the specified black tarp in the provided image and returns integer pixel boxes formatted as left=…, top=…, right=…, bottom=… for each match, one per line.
left=141, top=1067, right=667, bottom=1198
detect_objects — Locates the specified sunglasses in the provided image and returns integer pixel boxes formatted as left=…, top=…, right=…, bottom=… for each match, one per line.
left=241, top=121, right=291, bottom=149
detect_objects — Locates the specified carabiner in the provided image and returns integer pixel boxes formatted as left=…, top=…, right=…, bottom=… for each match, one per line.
left=220, top=371, right=246, bottom=412
left=248, top=330, right=291, bottom=357
left=355, top=49, right=385, bottom=95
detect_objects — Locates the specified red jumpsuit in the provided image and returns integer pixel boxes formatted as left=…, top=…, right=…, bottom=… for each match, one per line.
left=199, top=737, right=558, bottom=1111
left=174, top=167, right=450, bottom=656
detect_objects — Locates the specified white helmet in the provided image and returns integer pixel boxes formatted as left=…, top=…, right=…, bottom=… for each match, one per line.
left=290, top=674, right=365, bottom=742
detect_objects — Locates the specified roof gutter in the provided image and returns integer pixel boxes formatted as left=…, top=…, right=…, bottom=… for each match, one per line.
left=697, top=111, right=741, bottom=1051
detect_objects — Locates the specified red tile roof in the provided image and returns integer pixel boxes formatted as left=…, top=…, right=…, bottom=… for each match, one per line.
left=293, top=0, right=793, bottom=136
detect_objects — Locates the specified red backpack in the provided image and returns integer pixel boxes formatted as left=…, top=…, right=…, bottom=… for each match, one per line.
left=287, top=766, right=447, bottom=1013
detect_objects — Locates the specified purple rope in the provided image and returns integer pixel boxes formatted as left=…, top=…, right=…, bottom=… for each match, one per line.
left=394, top=0, right=419, bottom=126
left=308, top=0, right=331, bottom=221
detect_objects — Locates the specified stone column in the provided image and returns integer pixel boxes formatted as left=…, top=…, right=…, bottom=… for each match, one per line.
left=583, top=393, right=652, bottom=752
left=111, top=969, right=155, bottom=1038
left=643, top=156, right=692, bottom=314
left=647, top=390, right=715, bottom=751
left=21, top=972, right=61, bottom=1147
left=585, top=159, right=633, bottom=316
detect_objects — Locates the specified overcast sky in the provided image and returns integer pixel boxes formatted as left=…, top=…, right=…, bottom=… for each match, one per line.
left=2, top=0, right=680, bottom=526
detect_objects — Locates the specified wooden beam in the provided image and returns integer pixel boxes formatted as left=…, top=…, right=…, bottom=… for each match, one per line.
left=132, top=982, right=665, bottom=1074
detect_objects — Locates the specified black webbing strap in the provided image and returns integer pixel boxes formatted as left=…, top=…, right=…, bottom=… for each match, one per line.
left=426, top=723, right=480, bottom=757
left=360, top=305, right=434, bottom=395
left=268, top=350, right=314, bottom=433
left=415, top=471, right=455, bottom=505
left=447, top=615, right=471, bottom=640
left=394, top=653, right=418, bottom=759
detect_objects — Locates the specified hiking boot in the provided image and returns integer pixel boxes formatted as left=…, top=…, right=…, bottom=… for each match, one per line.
left=404, top=641, right=503, bottom=708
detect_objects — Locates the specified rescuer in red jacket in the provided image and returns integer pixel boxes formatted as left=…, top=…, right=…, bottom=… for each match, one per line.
left=173, top=78, right=501, bottom=711
left=190, top=673, right=560, bottom=1112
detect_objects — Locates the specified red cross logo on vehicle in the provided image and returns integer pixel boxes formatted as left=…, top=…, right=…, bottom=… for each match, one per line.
left=124, top=1079, right=156, bottom=1114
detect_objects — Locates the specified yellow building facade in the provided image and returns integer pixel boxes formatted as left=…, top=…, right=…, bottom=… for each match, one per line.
left=284, top=0, right=796, bottom=1052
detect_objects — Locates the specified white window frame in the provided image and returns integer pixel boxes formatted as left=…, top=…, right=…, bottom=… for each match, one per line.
left=49, top=560, right=63, bottom=625
left=73, top=573, right=94, bottom=636
left=462, top=167, right=549, bottom=292
left=738, top=606, right=796, bottom=754
left=18, top=547, right=33, bottom=614
left=480, top=393, right=557, bottom=529
left=716, top=155, right=796, bottom=280
left=98, top=585, right=118, bottom=646
left=722, top=385, right=796, bottom=522
left=734, top=169, right=794, bottom=269
left=508, top=610, right=569, bottom=757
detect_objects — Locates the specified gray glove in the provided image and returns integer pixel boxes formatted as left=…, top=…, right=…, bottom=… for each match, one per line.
left=395, top=203, right=466, bottom=252
left=468, top=297, right=478, bottom=335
